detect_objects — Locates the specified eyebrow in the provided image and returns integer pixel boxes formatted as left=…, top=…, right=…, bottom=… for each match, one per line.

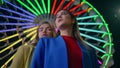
left=39, top=26, right=51, bottom=29
left=57, top=11, right=69, bottom=15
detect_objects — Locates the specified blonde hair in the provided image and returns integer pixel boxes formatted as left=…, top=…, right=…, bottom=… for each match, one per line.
left=31, top=17, right=56, bottom=45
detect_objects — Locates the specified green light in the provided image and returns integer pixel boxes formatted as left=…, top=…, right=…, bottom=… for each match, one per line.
left=78, top=22, right=103, bottom=25
left=80, top=33, right=107, bottom=43
left=101, top=54, right=112, bottom=59
left=109, top=45, right=112, bottom=54
left=105, top=56, right=110, bottom=66
left=84, top=1, right=112, bottom=36
left=77, top=15, right=98, bottom=20
left=103, top=43, right=109, bottom=48
left=2, top=0, right=4, bottom=4
left=84, top=41, right=106, bottom=53
left=84, top=1, right=111, bottom=33
left=35, top=0, right=44, bottom=14
left=108, top=42, right=114, bottom=55
left=42, top=0, right=47, bottom=13
left=93, top=16, right=97, bottom=21
left=102, top=33, right=106, bottom=38
left=17, top=0, right=38, bottom=16
left=0, top=0, right=4, bottom=5
left=100, top=15, right=111, bottom=33
left=82, top=0, right=86, bottom=2
left=98, top=23, right=103, bottom=29
left=79, top=27, right=106, bottom=34
left=101, top=54, right=107, bottom=59
left=103, top=42, right=113, bottom=48
left=99, top=23, right=107, bottom=29
left=101, top=33, right=111, bottom=38
left=83, top=3, right=113, bottom=67
left=48, top=0, right=50, bottom=13
left=104, top=45, right=113, bottom=66
left=27, top=0, right=40, bottom=15
left=109, top=34, right=112, bottom=43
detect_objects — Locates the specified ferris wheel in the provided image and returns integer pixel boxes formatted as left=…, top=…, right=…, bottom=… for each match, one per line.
left=0, top=0, right=114, bottom=68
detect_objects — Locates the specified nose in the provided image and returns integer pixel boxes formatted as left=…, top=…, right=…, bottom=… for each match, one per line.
left=43, top=29, right=47, bottom=33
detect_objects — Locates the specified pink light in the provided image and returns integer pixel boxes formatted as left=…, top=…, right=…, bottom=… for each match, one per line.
left=55, top=28, right=59, bottom=33
left=98, top=60, right=102, bottom=65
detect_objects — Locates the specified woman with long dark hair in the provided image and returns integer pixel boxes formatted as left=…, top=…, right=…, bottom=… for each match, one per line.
left=31, top=10, right=100, bottom=68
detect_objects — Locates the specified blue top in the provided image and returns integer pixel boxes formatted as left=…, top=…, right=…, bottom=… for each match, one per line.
left=31, top=36, right=100, bottom=68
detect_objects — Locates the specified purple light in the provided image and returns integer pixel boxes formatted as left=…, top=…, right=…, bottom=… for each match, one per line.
left=0, top=25, right=37, bottom=33
left=98, top=60, right=102, bottom=65
left=0, top=15, right=33, bottom=22
left=0, top=23, right=33, bottom=25
left=4, top=0, right=36, bottom=18
left=0, top=7, right=34, bottom=19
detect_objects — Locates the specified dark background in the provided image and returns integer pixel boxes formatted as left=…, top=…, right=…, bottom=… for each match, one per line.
left=87, top=0, right=120, bottom=68
left=0, top=0, right=119, bottom=68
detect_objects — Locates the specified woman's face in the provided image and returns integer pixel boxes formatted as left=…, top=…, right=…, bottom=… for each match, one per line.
left=38, top=23, right=53, bottom=38
left=55, top=10, right=74, bottom=29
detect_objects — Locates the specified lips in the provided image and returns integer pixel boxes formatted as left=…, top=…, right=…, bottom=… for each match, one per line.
left=42, top=34, right=47, bottom=36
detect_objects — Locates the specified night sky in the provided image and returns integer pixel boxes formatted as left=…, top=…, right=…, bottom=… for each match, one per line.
left=87, top=0, right=120, bottom=68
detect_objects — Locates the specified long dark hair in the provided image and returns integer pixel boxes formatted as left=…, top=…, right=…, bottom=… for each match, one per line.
left=56, top=10, right=90, bottom=49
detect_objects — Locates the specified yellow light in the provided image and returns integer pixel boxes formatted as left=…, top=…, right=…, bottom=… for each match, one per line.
left=0, top=39, right=22, bottom=54
left=24, top=33, right=37, bottom=46
left=0, top=28, right=37, bottom=53
left=0, top=26, right=37, bottom=42
left=23, top=26, right=37, bottom=33
left=0, top=34, right=19, bottom=42
left=26, top=30, right=36, bottom=37
left=30, top=34, right=37, bottom=41
left=24, top=43, right=28, bottom=46
left=81, top=2, right=84, bottom=5
left=1, top=55, right=15, bottom=68
left=87, top=8, right=92, bottom=11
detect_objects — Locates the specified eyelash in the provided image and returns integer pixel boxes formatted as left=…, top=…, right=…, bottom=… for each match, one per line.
left=39, top=28, right=52, bottom=31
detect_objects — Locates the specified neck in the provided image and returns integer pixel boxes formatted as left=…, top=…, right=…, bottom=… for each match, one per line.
left=60, top=27, right=73, bottom=37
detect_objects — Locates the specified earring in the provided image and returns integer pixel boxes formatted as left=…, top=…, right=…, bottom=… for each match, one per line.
left=55, top=28, right=59, bottom=33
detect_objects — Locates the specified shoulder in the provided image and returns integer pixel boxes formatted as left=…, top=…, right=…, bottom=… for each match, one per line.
left=18, top=45, right=34, bottom=52
left=42, top=37, right=56, bottom=40
left=87, top=46, right=96, bottom=54
left=36, top=37, right=61, bottom=48
left=78, top=41, right=96, bottom=53
left=39, top=37, right=56, bottom=43
left=17, top=45, right=25, bottom=51
left=18, top=45, right=30, bottom=50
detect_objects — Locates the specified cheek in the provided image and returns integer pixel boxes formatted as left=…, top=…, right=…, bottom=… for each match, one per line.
left=47, top=32, right=53, bottom=36
left=63, top=16, right=72, bottom=23
left=38, top=32, right=42, bottom=37
left=55, top=21, right=59, bottom=27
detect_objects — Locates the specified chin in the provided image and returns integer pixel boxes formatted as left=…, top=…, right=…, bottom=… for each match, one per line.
left=43, top=35, right=47, bottom=37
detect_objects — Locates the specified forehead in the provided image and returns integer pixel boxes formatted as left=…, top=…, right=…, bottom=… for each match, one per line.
left=39, top=23, right=51, bottom=28
left=57, top=10, right=67, bottom=14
